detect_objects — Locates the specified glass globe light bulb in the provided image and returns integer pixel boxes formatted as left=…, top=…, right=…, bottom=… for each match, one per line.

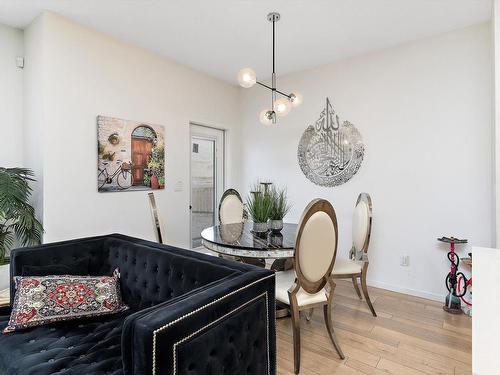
left=259, top=109, right=275, bottom=126
left=289, top=91, right=303, bottom=107
left=237, top=68, right=257, bottom=88
left=273, top=97, right=292, bottom=117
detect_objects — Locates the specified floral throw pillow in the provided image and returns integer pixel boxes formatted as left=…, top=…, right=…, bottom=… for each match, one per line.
left=3, top=269, right=128, bottom=333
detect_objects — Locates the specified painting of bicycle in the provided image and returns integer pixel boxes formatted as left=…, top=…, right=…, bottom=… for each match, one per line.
left=97, top=115, right=165, bottom=192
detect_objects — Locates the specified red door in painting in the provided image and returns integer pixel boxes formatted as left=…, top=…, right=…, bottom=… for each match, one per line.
left=131, top=139, right=153, bottom=185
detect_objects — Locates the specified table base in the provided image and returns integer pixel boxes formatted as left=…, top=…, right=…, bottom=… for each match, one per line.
left=276, top=301, right=290, bottom=319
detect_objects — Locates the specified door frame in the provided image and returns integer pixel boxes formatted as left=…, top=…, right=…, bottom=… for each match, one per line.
left=189, top=122, right=226, bottom=248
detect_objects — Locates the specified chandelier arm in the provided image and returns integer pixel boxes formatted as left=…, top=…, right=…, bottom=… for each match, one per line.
left=256, top=81, right=292, bottom=99
left=275, top=89, right=291, bottom=99
left=256, top=81, right=272, bottom=90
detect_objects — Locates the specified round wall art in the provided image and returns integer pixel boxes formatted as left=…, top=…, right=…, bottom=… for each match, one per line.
left=297, top=98, right=365, bottom=187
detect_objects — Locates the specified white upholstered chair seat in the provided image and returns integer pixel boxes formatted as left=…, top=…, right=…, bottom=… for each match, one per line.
left=332, top=258, right=363, bottom=275
left=275, top=270, right=327, bottom=307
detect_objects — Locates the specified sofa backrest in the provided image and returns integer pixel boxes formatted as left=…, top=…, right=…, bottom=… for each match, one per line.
left=10, top=235, right=243, bottom=311
left=97, top=237, right=238, bottom=310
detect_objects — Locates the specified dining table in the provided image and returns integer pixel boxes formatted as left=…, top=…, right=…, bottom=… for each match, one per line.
left=201, top=222, right=297, bottom=318
left=200, top=222, right=297, bottom=270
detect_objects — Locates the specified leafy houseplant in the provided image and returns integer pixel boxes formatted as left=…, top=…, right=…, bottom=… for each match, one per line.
left=268, top=186, right=291, bottom=233
left=102, top=151, right=115, bottom=161
left=0, top=168, right=43, bottom=266
left=246, top=185, right=273, bottom=233
left=143, top=173, right=151, bottom=187
left=108, top=133, right=120, bottom=145
left=147, top=144, right=165, bottom=189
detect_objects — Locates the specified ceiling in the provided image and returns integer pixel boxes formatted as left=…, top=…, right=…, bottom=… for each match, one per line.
left=0, top=0, right=492, bottom=84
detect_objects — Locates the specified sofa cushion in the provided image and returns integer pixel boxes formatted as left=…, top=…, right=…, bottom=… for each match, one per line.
left=0, top=311, right=130, bottom=375
left=4, top=270, right=128, bottom=333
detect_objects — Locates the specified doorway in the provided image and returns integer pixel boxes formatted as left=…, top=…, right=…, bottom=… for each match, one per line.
left=190, top=124, right=225, bottom=248
left=131, top=125, right=157, bottom=186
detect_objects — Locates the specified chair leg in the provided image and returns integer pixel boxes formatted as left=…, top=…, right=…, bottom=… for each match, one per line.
left=304, top=308, right=314, bottom=321
left=351, top=276, right=362, bottom=299
left=323, top=303, right=345, bottom=359
left=290, top=303, right=301, bottom=374
left=361, top=271, right=377, bottom=317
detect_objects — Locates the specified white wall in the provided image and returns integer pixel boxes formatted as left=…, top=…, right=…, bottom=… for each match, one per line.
left=240, top=23, right=492, bottom=300
left=0, top=23, right=23, bottom=167
left=24, top=12, right=242, bottom=247
left=23, top=15, right=46, bottom=221
left=494, top=0, right=500, bottom=247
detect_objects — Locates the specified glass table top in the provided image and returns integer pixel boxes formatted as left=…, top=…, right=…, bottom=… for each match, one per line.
left=200, top=222, right=297, bottom=259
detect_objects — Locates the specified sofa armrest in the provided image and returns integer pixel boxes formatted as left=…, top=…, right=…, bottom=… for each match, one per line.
left=122, top=270, right=276, bottom=375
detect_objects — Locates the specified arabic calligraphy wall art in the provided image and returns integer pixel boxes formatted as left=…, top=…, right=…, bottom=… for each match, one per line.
left=297, top=98, right=364, bottom=187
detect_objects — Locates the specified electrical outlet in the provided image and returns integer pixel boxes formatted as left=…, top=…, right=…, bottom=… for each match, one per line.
left=400, top=255, right=410, bottom=267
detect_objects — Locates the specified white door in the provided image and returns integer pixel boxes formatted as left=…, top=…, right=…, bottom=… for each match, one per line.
left=190, top=124, right=225, bottom=248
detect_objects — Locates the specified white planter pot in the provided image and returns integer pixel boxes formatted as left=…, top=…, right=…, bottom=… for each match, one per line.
left=0, top=264, right=10, bottom=291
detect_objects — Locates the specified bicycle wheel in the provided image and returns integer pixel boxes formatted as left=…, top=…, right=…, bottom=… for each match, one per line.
left=98, top=170, right=107, bottom=190
left=117, top=170, right=132, bottom=189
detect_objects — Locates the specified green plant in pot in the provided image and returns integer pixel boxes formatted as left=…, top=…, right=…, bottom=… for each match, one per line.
left=269, top=186, right=291, bottom=233
left=147, top=144, right=165, bottom=190
left=0, top=168, right=43, bottom=289
left=246, top=185, right=272, bottom=234
left=143, top=173, right=151, bottom=187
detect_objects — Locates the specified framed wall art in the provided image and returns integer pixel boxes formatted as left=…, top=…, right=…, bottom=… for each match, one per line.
left=97, top=115, right=165, bottom=192
left=297, top=98, right=364, bottom=187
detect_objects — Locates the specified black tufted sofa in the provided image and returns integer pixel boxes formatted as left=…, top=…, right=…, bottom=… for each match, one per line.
left=0, top=234, right=276, bottom=375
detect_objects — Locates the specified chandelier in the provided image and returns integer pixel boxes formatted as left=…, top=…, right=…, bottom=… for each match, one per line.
left=237, top=12, right=303, bottom=125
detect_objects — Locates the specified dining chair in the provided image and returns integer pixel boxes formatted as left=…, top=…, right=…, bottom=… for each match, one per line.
left=218, top=188, right=244, bottom=224
left=148, top=192, right=167, bottom=244
left=275, top=199, right=345, bottom=374
left=332, top=192, right=377, bottom=316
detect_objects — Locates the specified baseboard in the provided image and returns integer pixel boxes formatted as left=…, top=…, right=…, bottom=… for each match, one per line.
left=367, top=279, right=445, bottom=302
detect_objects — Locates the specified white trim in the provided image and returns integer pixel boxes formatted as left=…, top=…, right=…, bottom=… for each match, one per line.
left=367, top=279, right=444, bottom=302
left=189, top=123, right=225, bottom=248
left=172, top=292, right=269, bottom=375
left=152, top=273, right=275, bottom=375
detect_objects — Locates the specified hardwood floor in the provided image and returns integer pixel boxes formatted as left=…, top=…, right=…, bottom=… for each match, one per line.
left=276, top=280, right=471, bottom=375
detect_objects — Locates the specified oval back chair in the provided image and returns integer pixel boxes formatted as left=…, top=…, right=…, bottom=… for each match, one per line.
left=332, top=192, right=376, bottom=316
left=275, top=198, right=344, bottom=374
left=218, top=189, right=244, bottom=225
left=295, top=199, right=338, bottom=294
left=351, top=192, right=373, bottom=260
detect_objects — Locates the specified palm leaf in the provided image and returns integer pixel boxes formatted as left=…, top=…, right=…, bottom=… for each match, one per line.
left=0, top=167, right=43, bottom=260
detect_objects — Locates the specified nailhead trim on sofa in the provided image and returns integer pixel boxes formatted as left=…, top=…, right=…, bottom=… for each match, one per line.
left=152, top=273, right=275, bottom=375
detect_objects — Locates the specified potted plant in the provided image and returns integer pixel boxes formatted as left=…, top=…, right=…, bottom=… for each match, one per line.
left=143, top=173, right=151, bottom=187
left=147, top=144, right=165, bottom=190
left=0, top=168, right=43, bottom=290
left=102, top=151, right=115, bottom=161
left=158, top=176, right=165, bottom=189
left=269, top=186, right=291, bottom=233
left=108, top=133, right=120, bottom=145
left=150, top=174, right=160, bottom=190
left=246, top=185, right=273, bottom=234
